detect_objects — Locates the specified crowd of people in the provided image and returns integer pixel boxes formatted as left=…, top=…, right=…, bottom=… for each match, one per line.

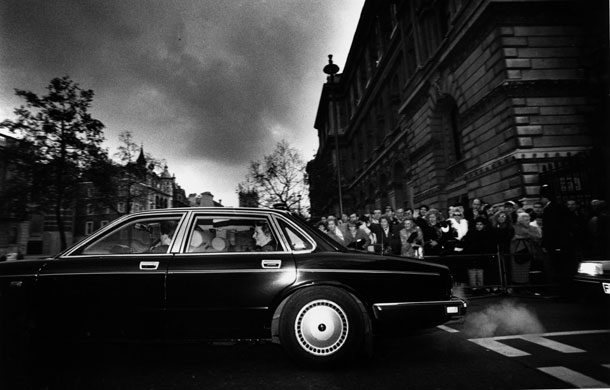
left=314, top=187, right=609, bottom=291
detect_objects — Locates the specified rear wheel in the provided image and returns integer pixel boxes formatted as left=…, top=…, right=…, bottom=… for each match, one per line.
left=279, top=287, right=365, bottom=365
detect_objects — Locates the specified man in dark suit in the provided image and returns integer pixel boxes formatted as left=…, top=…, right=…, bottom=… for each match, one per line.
left=540, top=184, right=576, bottom=294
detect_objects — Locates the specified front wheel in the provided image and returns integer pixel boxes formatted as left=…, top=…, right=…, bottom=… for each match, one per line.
left=279, top=287, right=365, bottom=365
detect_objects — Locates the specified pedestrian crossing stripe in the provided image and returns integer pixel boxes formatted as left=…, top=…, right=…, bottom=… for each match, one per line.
left=437, top=325, right=460, bottom=333
left=519, top=335, right=585, bottom=353
left=538, top=366, right=609, bottom=389
left=469, top=338, right=529, bottom=357
left=465, top=332, right=610, bottom=388
left=467, top=329, right=610, bottom=357
left=471, top=329, right=610, bottom=340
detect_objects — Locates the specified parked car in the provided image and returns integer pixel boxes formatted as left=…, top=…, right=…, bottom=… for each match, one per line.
left=0, top=207, right=466, bottom=365
left=574, top=260, right=610, bottom=298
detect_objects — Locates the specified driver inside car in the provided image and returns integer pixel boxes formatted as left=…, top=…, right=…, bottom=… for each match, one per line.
left=150, top=221, right=177, bottom=252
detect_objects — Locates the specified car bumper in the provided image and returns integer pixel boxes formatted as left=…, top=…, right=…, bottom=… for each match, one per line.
left=372, top=297, right=467, bottom=329
left=573, top=275, right=610, bottom=296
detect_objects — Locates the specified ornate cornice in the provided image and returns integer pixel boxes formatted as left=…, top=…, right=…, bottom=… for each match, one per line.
left=463, top=146, right=592, bottom=180
left=459, top=79, right=588, bottom=124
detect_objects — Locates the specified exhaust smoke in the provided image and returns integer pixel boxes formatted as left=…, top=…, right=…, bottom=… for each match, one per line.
left=463, top=299, right=545, bottom=338
left=452, top=284, right=466, bottom=300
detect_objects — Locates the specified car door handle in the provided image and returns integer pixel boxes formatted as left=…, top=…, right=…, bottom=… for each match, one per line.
left=261, top=259, right=281, bottom=269
left=139, top=261, right=160, bottom=270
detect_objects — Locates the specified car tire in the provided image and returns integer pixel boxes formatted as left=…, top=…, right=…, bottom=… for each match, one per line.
left=279, top=286, right=365, bottom=366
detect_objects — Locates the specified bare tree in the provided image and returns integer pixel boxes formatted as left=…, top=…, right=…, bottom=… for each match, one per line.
left=114, top=130, right=139, bottom=164
left=114, top=130, right=166, bottom=171
left=237, top=140, right=308, bottom=212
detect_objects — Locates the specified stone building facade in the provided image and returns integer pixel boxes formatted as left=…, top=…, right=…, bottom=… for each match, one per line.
left=71, top=149, right=190, bottom=246
left=0, top=134, right=29, bottom=257
left=238, top=190, right=259, bottom=208
left=188, top=191, right=224, bottom=207
left=1, top=138, right=202, bottom=256
left=309, top=0, right=608, bottom=217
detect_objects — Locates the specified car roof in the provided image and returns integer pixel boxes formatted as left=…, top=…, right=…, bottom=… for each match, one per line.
left=123, top=207, right=292, bottom=218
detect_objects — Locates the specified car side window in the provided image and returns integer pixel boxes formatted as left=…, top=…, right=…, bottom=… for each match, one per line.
left=278, top=220, right=314, bottom=251
left=186, top=216, right=283, bottom=253
left=79, top=217, right=181, bottom=255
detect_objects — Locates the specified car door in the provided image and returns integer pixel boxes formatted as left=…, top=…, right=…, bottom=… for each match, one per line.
left=34, top=213, right=186, bottom=339
left=165, top=212, right=296, bottom=339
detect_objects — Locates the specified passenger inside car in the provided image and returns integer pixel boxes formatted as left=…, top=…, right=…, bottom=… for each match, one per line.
left=252, top=222, right=278, bottom=251
left=185, top=218, right=280, bottom=253
left=188, top=228, right=214, bottom=252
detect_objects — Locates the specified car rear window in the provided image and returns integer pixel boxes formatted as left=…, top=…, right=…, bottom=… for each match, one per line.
left=277, top=220, right=314, bottom=251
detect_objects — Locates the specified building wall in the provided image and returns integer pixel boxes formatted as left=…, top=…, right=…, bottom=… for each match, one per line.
left=0, top=134, right=29, bottom=256
left=310, top=0, right=607, bottom=217
left=71, top=165, right=186, bottom=248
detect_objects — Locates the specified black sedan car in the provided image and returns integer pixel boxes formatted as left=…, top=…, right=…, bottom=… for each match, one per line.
left=0, top=207, right=465, bottom=364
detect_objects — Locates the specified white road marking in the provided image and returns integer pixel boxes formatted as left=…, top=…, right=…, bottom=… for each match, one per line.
left=538, top=366, right=610, bottom=388
left=603, top=364, right=610, bottom=370
left=473, top=329, right=610, bottom=341
left=437, top=325, right=459, bottom=333
left=519, top=335, right=585, bottom=353
left=526, top=329, right=610, bottom=337
left=468, top=329, right=610, bottom=357
left=469, top=338, right=530, bottom=357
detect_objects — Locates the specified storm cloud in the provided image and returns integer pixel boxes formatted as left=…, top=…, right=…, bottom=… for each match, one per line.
left=0, top=0, right=363, bottom=204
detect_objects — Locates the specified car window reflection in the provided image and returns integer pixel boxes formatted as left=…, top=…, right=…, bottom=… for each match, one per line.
left=81, top=217, right=181, bottom=255
left=278, top=220, right=314, bottom=251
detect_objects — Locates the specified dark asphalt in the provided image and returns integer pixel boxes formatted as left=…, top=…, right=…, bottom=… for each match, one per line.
left=2, top=293, right=609, bottom=390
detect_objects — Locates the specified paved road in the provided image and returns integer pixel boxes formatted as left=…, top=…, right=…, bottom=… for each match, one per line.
left=4, top=294, right=610, bottom=389
left=445, top=294, right=610, bottom=389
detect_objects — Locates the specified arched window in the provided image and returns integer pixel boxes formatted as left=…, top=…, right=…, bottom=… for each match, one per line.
left=365, top=118, right=374, bottom=157
left=443, top=100, right=462, bottom=163
left=429, top=95, right=463, bottom=187
left=393, top=161, right=405, bottom=188
left=434, top=96, right=462, bottom=166
left=357, top=126, right=364, bottom=162
left=379, top=173, right=389, bottom=208
left=374, top=101, right=385, bottom=147
left=368, top=182, right=376, bottom=202
left=389, top=74, right=401, bottom=131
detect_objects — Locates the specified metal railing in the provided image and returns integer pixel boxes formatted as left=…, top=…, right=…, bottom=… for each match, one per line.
left=423, top=250, right=556, bottom=298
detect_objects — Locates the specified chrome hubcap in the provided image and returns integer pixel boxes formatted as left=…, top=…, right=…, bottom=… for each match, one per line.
left=295, top=299, right=348, bottom=356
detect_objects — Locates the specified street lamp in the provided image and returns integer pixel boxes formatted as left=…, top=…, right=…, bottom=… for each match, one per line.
left=323, top=54, right=344, bottom=216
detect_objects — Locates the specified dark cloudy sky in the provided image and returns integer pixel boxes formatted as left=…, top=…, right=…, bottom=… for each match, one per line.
left=0, top=0, right=364, bottom=206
